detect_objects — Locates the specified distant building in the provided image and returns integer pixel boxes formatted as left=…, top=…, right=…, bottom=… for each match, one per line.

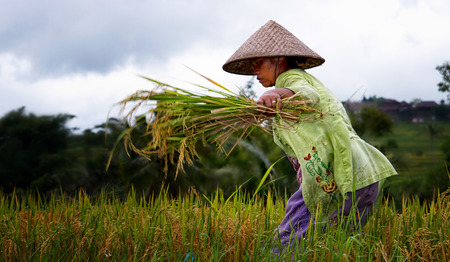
left=344, top=98, right=448, bottom=123
left=413, top=101, right=439, bottom=122
left=377, top=99, right=413, bottom=122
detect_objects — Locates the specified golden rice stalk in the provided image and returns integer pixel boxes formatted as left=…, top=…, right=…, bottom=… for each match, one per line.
left=109, top=73, right=327, bottom=177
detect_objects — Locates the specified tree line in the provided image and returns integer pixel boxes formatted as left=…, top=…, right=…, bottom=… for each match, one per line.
left=0, top=105, right=446, bottom=202
left=1, top=62, right=449, bottom=200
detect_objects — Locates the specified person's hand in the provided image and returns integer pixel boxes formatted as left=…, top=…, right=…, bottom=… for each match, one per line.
left=257, top=91, right=282, bottom=111
left=256, top=88, right=294, bottom=115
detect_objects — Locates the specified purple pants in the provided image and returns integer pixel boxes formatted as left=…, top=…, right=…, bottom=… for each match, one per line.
left=276, top=156, right=379, bottom=250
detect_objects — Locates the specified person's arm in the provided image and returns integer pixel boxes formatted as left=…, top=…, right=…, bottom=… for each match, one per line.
left=256, top=88, right=295, bottom=110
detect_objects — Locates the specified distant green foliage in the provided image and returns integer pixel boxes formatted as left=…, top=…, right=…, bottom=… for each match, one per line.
left=238, top=76, right=256, bottom=98
left=348, top=105, right=393, bottom=138
left=436, top=62, right=450, bottom=101
left=374, top=122, right=450, bottom=206
left=0, top=97, right=446, bottom=206
left=440, top=136, right=450, bottom=162
left=0, top=104, right=295, bottom=200
left=0, top=107, right=74, bottom=193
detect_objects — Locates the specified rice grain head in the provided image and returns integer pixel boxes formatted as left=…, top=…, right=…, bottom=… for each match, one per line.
left=110, top=73, right=329, bottom=177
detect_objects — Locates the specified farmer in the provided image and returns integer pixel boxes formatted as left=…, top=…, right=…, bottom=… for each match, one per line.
left=222, top=20, right=397, bottom=251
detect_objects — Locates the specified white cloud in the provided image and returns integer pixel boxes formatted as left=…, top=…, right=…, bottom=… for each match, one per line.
left=0, top=0, right=449, bottom=132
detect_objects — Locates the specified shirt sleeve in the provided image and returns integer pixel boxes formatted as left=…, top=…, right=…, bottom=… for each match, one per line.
left=276, top=71, right=321, bottom=106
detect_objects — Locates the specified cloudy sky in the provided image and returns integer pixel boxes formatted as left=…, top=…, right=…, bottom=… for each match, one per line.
left=1, top=0, right=449, bottom=132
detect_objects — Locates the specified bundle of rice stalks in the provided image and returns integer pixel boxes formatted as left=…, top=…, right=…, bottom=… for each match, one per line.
left=109, top=72, right=327, bottom=176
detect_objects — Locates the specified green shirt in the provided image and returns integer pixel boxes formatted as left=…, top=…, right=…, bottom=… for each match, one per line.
left=273, top=69, right=397, bottom=221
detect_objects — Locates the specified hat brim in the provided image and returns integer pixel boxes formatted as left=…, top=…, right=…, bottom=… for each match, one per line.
left=223, top=55, right=325, bottom=75
left=223, top=20, right=325, bottom=75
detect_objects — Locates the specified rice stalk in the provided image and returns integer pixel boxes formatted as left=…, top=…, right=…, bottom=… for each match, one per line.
left=109, top=73, right=328, bottom=176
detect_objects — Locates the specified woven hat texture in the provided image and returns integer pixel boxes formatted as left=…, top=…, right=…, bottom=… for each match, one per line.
left=223, top=20, right=325, bottom=75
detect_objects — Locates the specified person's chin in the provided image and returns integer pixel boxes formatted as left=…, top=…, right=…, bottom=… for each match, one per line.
left=259, top=81, right=270, bottom=87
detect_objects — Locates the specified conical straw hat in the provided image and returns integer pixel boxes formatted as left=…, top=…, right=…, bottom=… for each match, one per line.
left=223, top=20, right=325, bottom=75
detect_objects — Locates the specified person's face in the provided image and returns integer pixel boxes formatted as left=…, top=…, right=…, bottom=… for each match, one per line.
left=251, top=58, right=277, bottom=87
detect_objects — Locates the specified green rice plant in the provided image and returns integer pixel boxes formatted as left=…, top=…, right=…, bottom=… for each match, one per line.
left=1, top=175, right=449, bottom=261
left=108, top=72, right=327, bottom=175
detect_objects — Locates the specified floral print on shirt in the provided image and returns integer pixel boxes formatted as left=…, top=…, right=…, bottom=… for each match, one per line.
left=303, top=146, right=337, bottom=194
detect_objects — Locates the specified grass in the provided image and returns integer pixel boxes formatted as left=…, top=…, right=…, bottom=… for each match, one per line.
left=1, top=183, right=449, bottom=261
left=378, top=121, right=450, bottom=177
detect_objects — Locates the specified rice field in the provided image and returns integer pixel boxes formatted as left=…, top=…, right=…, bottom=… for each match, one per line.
left=1, top=184, right=449, bottom=261
left=379, top=122, right=449, bottom=177
left=2, top=77, right=449, bottom=261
